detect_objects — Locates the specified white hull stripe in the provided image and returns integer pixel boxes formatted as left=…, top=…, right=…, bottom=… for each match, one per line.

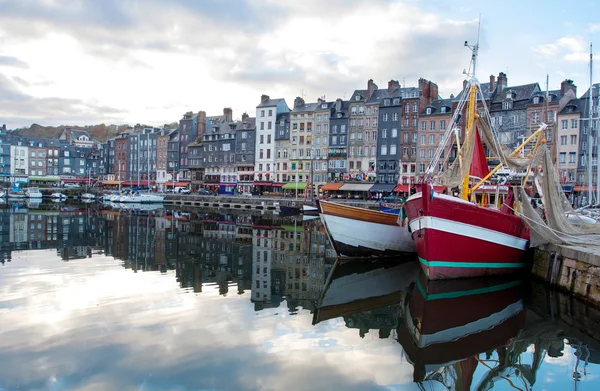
left=408, top=216, right=528, bottom=250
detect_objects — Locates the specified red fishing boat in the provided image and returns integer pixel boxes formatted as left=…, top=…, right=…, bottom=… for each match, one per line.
left=403, top=39, right=541, bottom=280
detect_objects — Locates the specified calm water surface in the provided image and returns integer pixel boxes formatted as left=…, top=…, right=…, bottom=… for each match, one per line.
left=0, top=201, right=599, bottom=391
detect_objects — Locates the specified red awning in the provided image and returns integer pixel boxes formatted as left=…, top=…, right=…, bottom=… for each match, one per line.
left=272, top=183, right=284, bottom=187
left=218, top=183, right=237, bottom=186
left=574, top=185, right=597, bottom=192
left=165, top=182, right=191, bottom=187
left=253, top=181, right=273, bottom=186
left=393, top=184, right=409, bottom=193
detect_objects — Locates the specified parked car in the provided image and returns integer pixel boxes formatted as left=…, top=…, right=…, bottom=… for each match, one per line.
left=174, top=186, right=191, bottom=194
left=64, top=183, right=80, bottom=188
left=197, top=188, right=216, bottom=196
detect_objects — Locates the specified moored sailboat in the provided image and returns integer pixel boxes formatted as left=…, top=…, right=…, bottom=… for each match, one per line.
left=404, top=37, right=540, bottom=280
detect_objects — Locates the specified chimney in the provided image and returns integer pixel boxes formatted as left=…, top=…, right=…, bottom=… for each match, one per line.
left=335, top=98, right=343, bottom=112
left=242, top=112, right=249, bottom=121
left=223, top=107, right=233, bottom=122
left=367, top=79, right=378, bottom=99
left=560, top=79, right=577, bottom=96
left=317, top=97, right=324, bottom=104
left=294, top=96, right=305, bottom=108
left=261, top=94, right=270, bottom=103
left=388, top=79, right=400, bottom=93
left=497, top=72, right=507, bottom=91
left=489, top=75, right=495, bottom=91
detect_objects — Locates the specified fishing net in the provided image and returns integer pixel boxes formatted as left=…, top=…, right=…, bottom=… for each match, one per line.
left=515, top=146, right=600, bottom=246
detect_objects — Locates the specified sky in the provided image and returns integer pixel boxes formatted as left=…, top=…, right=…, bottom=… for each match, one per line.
left=0, top=0, right=599, bottom=130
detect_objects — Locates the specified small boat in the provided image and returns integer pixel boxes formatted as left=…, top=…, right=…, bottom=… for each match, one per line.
left=25, top=187, right=43, bottom=199
left=379, top=201, right=402, bottom=215
left=313, top=259, right=420, bottom=325
left=397, top=272, right=526, bottom=387
left=50, top=192, right=67, bottom=200
left=301, top=204, right=319, bottom=215
left=81, top=193, right=96, bottom=200
left=319, top=200, right=415, bottom=258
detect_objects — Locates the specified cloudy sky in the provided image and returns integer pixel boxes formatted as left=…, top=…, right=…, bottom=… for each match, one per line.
left=0, top=0, right=599, bottom=130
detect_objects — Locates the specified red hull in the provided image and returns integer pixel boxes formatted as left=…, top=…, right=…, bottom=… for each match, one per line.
left=404, top=183, right=530, bottom=280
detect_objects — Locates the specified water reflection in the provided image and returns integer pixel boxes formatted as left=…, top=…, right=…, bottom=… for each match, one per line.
left=1, top=202, right=600, bottom=390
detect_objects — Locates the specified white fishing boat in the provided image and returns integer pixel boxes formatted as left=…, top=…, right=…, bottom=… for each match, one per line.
left=302, top=204, right=319, bottom=215
left=81, top=193, right=96, bottom=200
left=319, top=200, right=415, bottom=258
left=25, top=187, right=43, bottom=199
left=50, top=192, right=67, bottom=200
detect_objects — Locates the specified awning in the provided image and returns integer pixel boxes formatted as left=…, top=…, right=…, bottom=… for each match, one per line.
left=282, top=182, right=308, bottom=190
left=253, top=181, right=273, bottom=186
left=121, top=180, right=155, bottom=186
left=573, top=185, right=597, bottom=192
left=339, top=183, right=374, bottom=192
left=29, top=176, right=60, bottom=182
left=272, top=183, right=285, bottom=187
left=61, top=178, right=97, bottom=183
left=102, top=180, right=122, bottom=185
left=562, top=185, right=574, bottom=192
left=369, top=183, right=396, bottom=192
left=393, top=184, right=410, bottom=193
left=320, top=183, right=344, bottom=191
left=165, top=181, right=191, bottom=187
left=219, top=183, right=237, bottom=187
left=281, top=224, right=304, bottom=232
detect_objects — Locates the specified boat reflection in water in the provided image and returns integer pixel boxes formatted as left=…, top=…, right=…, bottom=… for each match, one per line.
left=312, top=258, right=420, bottom=328
left=398, top=271, right=529, bottom=390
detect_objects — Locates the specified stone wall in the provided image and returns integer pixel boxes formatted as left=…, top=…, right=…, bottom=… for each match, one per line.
left=532, top=243, right=600, bottom=305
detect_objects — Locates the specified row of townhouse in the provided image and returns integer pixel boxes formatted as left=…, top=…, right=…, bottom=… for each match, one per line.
left=3, top=75, right=597, bottom=196
left=0, top=129, right=102, bottom=185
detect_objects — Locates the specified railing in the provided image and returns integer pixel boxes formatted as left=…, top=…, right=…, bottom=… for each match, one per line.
left=328, top=153, right=347, bottom=158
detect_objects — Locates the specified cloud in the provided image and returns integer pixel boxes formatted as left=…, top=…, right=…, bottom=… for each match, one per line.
left=0, top=55, right=28, bottom=68
left=533, top=35, right=591, bottom=63
left=590, top=23, right=600, bottom=32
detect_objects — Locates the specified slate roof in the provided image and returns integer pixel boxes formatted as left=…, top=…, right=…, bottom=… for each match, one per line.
left=291, top=102, right=320, bottom=113
left=580, top=83, right=600, bottom=99
left=559, top=99, right=585, bottom=115
left=257, top=98, right=286, bottom=108
left=491, top=83, right=540, bottom=104
left=421, top=98, right=454, bottom=116
left=349, top=89, right=368, bottom=102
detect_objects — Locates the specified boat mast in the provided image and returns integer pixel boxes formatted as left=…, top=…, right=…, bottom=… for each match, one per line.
left=460, top=20, right=480, bottom=201
left=587, top=43, right=593, bottom=206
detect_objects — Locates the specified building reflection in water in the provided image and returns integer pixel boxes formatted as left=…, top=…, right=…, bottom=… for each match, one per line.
left=0, top=202, right=336, bottom=307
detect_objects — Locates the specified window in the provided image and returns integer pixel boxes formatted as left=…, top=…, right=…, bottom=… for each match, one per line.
left=426, top=107, right=432, bottom=114
left=419, top=149, right=425, bottom=159
left=421, top=121, right=426, bottom=130
left=260, top=122, right=264, bottom=130
left=502, top=102, right=511, bottom=110
left=404, top=118, right=409, bottom=127
left=413, top=104, right=418, bottom=112
left=403, top=132, right=408, bottom=143
left=430, top=121, right=435, bottom=130
left=571, top=135, right=577, bottom=145
left=412, top=118, right=417, bottom=127
left=562, top=120, right=568, bottom=130
left=429, top=135, right=435, bottom=145
left=384, top=99, right=391, bottom=106
left=405, top=105, right=409, bottom=113
left=533, top=96, right=540, bottom=104
left=420, top=135, right=426, bottom=145
left=561, top=135, right=567, bottom=145
left=260, top=135, right=264, bottom=144
left=261, top=110, right=265, bottom=117
left=531, top=112, right=539, bottom=124
left=559, top=152, right=566, bottom=164
left=440, top=107, right=447, bottom=113
left=429, top=149, right=434, bottom=159
left=268, top=121, right=272, bottom=129
left=382, top=129, right=388, bottom=138
left=381, top=145, right=388, bottom=155
left=441, top=120, right=446, bottom=130
left=391, top=128, right=398, bottom=138
left=267, top=134, right=271, bottom=143
left=569, top=152, right=576, bottom=163
left=383, top=113, right=389, bottom=121
left=268, top=109, right=272, bottom=116
left=572, top=119, right=578, bottom=128
left=392, top=113, right=398, bottom=121
left=390, top=145, right=397, bottom=155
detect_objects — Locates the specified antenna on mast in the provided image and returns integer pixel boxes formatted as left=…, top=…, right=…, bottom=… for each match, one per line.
left=464, top=15, right=481, bottom=80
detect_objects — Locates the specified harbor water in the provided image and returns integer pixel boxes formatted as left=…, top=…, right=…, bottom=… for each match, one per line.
left=1, top=200, right=599, bottom=390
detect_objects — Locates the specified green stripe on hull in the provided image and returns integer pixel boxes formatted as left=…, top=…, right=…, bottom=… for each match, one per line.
left=418, top=257, right=528, bottom=269
left=416, top=278, right=523, bottom=301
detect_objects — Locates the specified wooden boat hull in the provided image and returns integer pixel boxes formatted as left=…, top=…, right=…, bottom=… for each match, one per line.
left=397, top=272, right=526, bottom=383
left=319, top=200, right=415, bottom=258
left=404, top=183, right=530, bottom=280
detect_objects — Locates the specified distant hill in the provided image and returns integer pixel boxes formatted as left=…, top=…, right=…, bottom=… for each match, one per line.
left=9, top=122, right=179, bottom=143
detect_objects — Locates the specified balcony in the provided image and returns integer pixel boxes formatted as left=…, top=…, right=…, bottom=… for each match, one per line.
left=328, top=152, right=347, bottom=158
